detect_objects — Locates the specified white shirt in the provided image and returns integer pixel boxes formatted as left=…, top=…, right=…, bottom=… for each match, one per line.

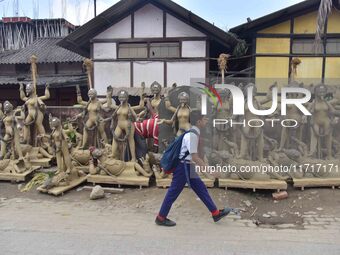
left=179, top=126, right=200, bottom=161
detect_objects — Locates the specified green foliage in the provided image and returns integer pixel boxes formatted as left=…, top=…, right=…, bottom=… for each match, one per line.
left=227, top=32, right=248, bottom=57
left=68, top=131, right=77, bottom=144
left=233, top=39, right=248, bottom=58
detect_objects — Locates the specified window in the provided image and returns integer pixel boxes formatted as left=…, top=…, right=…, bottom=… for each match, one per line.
left=118, top=42, right=180, bottom=59
left=326, top=39, right=340, bottom=54
left=292, top=39, right=323, bottom=54
left=118, top=43, right=147, bottom=58
left=149, top=42, right=180, bottom=58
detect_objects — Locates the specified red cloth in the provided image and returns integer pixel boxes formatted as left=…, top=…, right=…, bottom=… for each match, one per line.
left=134, top=114, right=159, bottom=146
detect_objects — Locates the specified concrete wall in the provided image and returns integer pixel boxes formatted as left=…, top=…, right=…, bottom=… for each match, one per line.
left=166, top=13, right=205, bottom=37
left=134, top=4, right=163, bottom=38
left=181, top=41, right=206, bottom=58
left=94, top=15, right=132, bottom=39
left=93, top=43, right=117, bottom=59
left=133, top=61, right=164, bottom=86
left=92, top=3, right=208, bottom=94
left=167, top=61, right=206, bottom=86
left=94, top=62, right=130, bottom=95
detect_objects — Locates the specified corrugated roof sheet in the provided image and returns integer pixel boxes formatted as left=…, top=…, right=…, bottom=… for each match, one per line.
left=0, top=74, right=87, bottom=87
left=0, top=37, right=84, bottom=64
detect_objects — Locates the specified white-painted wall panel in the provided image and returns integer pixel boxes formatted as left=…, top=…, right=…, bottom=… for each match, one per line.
left=134, top=4, right=163, bottom=38
left=166, top=14, right=205, bottom=37
left=133, top=61, right=164, bottom=87
left=94, top=15, right=131, bottom=39
left=167, top=61, right=206, bottom=86
left=94, top=62, right=130, bottom=95
left=181, top=41, right=206, bottom=58
left=93, top=43, right=117, bottom=59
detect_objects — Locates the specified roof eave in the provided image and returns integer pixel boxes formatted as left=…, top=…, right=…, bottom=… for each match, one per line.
left=230, top=0, right=320, bottom=36
left=58, top=0, right=237, bottom=55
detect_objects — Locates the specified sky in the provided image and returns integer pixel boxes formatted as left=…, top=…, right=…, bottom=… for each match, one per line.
left=0, top=0, right=305, bottom=30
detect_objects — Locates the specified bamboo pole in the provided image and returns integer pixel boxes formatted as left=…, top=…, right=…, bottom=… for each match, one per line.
left=83, top=58, right=93, bottom=89
left=30, top=55, right=38, bottom=95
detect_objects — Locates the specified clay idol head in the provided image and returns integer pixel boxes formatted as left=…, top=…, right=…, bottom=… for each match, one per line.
left=178, top=92, right=189, bottom=106
left=88, top=88, right=97, bottom=100
left=314, top=84, right=328, bottom=98
left=26, top=83, right=33, bottom=96
left=150, top=82, right=162, bottom=95
left=49, top=115, right=61, bottom=130
left=118, top=90, right=129, bottom=103
left=3, top=101, right=13, bottom=114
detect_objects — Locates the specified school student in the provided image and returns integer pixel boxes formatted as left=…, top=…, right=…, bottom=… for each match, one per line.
left=156, top=110, right=230, bottom=227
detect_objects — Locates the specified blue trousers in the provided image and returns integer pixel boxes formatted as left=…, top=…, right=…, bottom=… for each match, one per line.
left=159, top=162, right=217, bottom=217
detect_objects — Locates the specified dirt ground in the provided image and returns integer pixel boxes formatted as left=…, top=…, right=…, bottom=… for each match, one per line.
left=1, top=177, right=340, bottom=229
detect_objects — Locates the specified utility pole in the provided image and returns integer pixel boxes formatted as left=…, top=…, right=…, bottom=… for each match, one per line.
left=94, top=0, right=97, bottom=17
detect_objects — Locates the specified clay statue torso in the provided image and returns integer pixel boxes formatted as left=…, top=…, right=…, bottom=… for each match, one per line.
left=116, top=105, right=131, bottom=128
left=3, top=115, right=14, bottom=138
left=217, top=101, right=231, bottom=117
left=87, top=101, right=100, bottom=120
left=151, top=98, right=161, bottom=115
left=98, top=154, right=126, bottom=176
left=87, top=101, right=101, bottom=122
left=313, top=101, right=330, bottom=126
left=26, top=97, right=41, bottom=118
left=52, top=130, right=62, bottom=150
left=287, top=105, right=303, bottom=122
left=177, top=106, right=190, bottom=130
left=215, top=100, right=232, bottom=132
left=243, top=99, right=263, bottom=134
left=244, top=99, right=260, bottom=120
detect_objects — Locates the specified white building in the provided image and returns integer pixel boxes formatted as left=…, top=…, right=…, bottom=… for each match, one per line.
left=59, top=0, right=238, bottom=95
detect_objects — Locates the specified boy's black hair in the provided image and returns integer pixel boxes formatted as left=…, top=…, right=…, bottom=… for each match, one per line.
left=190, top=109, right=205, bottom=125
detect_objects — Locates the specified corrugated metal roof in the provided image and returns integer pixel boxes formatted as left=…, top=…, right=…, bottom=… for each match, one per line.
left=58, top=0, right=239, bottom=57
left=0, top=49, right=18, bottom=59
left=0, top=37, right=84, bottom=64
left=0, top=74, right=87, bottom=87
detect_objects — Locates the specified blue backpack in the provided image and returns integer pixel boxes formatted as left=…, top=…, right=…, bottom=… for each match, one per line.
left=160, top=129, right=199, bottom=174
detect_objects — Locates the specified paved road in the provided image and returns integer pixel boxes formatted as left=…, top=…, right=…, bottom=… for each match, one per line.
left=0, top=197, right=340, bottom=255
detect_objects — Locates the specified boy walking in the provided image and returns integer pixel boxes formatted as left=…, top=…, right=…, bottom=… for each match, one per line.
left=156, top=110, right=230, bottom=227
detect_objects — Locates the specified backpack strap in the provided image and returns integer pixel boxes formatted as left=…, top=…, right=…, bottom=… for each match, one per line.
left=179, top=128, right=199, bottom=161
left=179, top=128, right=200, bottom=189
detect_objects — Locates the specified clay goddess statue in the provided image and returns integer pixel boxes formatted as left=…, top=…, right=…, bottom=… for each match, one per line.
left=238, top=83, right=273, bottom=161
left=89, top=148, right=152, bottom=177
left=308, top=84, right=337, bottom=159
left=108, top=90, right=144, bottom=162
left=159, top=91, right=191, bottom=136
left=0, top=101, right=24, bottom=160
left=49, top=114, right=74, bottom=174
left=19, top=55, right=50, bottom=145
left=76, top=85, right=112, bottom=148
left=212, top=88, right=234, bottom=151
left=19, top=82, right=50, bottom=144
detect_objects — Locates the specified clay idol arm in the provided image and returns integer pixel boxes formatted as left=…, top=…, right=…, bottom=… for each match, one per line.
left=131, top=96, right=145, bottom=111
left=0, top=103, right=3, bottom=120
left=19, top=83, right=28, bottom=101
left=165, top=98, right=177, bottom=113
left=157, top=119, right=173, bottom=125
left=39, top=84, right=50, bottom=101
left=258, top=83, right=277, bottom=105
left=76, top=85, right=88, bottom=106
